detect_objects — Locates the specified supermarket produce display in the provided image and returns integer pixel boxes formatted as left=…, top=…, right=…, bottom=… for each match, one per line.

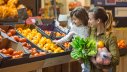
left=0, top=24, right=71, bottom=68
left=0, top=23, right=126, bottom=68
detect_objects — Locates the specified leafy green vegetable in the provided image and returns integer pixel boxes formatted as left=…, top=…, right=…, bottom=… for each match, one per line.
left=70, top=36, right=97, bottom=64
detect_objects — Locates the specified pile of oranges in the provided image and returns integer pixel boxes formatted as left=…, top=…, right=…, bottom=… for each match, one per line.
left=54, top=32, right=65, bottom=37
left=117, top=40, right=126, bottom=48
left=17, top=27, right=65, bottom=53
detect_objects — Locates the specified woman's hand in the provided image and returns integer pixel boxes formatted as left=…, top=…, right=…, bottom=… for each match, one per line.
left=90, top=56, right=101, bottom=69
left=103, top=59, right=111, bottom=65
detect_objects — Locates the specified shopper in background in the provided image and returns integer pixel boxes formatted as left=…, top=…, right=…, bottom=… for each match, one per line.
left=88, top=7, right=120, bottom=72
left=53, top=6, right=90, bottom=72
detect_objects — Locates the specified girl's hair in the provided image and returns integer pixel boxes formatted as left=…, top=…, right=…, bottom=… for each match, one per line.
left=70, top=6, right=88, bottom=26
left=89, top=7, right=113, bottom=33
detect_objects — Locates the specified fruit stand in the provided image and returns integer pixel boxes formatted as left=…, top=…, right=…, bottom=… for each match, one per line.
left=0, top=0, right=75, bottom=71
left=0, top=23, right=74, bottom=72
left=1, top=0, right=127, bottom=72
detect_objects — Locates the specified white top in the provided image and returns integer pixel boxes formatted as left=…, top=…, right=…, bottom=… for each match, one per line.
left=55, top=24, right=89, bottom=44
left=70, top=24, right=89, bottom=39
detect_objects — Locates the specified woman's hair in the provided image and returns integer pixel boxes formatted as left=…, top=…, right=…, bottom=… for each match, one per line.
left=70, top=6, right=88, bottom=26
left=89, top=7, right=113, bottom=32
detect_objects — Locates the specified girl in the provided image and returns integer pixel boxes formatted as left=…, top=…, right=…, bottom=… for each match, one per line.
left=53, top=7, right=90, bottom=72
left=88, top=7, right=120, bottom=72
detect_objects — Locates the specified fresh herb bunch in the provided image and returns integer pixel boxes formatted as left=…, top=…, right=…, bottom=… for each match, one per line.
left=71, top=36, right=97, bottom=63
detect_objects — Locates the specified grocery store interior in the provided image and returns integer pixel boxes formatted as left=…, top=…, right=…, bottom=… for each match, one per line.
left=0, top=0, right=127, bottom=72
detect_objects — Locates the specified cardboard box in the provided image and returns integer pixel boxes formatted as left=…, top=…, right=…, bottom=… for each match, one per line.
left=0, top=38, right=30, bottom=60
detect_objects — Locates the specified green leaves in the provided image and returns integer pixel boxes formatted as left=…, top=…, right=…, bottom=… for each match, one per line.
left=70, top=36, right=97, bottom=63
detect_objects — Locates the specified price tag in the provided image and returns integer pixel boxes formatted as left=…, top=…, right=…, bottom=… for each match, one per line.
left=18, top=8, right=28, bottom=21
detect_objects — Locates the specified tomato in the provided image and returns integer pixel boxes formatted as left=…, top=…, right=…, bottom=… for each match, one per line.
left=22, top=42, right=27, bottom=46
left=12, top=51, right=19, bottom=55
left=12, top=35, right=20, bottom=42
left=7, top=48, right=14, bottom=54
left=12, top=55, right=20, bottom=59
left=22, top=38, right=27, bottom=42
left=26, top=43, right=31, bottom=49
left=8, top=29, right=16, bottom=35
left=19, top=38, right=27, bottom=42
left=2, top=49, right=9, bottom=54
left=31, top=50, right=37, bottom=55
left=7, top=32, right=12, bottom=37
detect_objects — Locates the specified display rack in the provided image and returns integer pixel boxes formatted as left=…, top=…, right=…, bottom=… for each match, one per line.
left=0, top=55, right=75, bottom=72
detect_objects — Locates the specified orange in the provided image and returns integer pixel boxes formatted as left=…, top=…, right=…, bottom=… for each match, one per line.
left=56, top=32, right=61, bottom=37
left=97, top=41, right=104, bottom=48
left=26, top=28, right=31, bottom=33
left=60, top=50, right=64, bottom=52
left=46, top=39, right=52, bottom=43
left=17, top=28, right=22, bottom=33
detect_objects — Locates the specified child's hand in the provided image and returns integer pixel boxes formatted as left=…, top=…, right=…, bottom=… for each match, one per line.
left=53, top=40, right=62, bottom=44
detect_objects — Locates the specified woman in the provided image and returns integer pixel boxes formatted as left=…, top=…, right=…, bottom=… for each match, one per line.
left=88, top=7, right=120, bottom=72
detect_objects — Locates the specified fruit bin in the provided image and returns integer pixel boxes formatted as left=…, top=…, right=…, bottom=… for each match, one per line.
left=0, top=25, right=49, bottom=61
left=51, top=27, right=66, bottom=40
left=37, top=19, right=55, bottom=31
left=119, top=48, right=127, bottom=56
left=15, top=24, right=69, bottom=57
left=35, top=23, right=72, bottom=51
left=117, top=39, right=127, bottom=56
left=0, top=38, right=30, bottom=68
left=35, top=19, right=66, bottom=40
left=0, top=38, right=30, bottom=60
left=35, top=22, right=71, bottom=50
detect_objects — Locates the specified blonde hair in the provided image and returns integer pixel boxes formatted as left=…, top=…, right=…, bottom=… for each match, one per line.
left=105, top=12, right=113, bottom=33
